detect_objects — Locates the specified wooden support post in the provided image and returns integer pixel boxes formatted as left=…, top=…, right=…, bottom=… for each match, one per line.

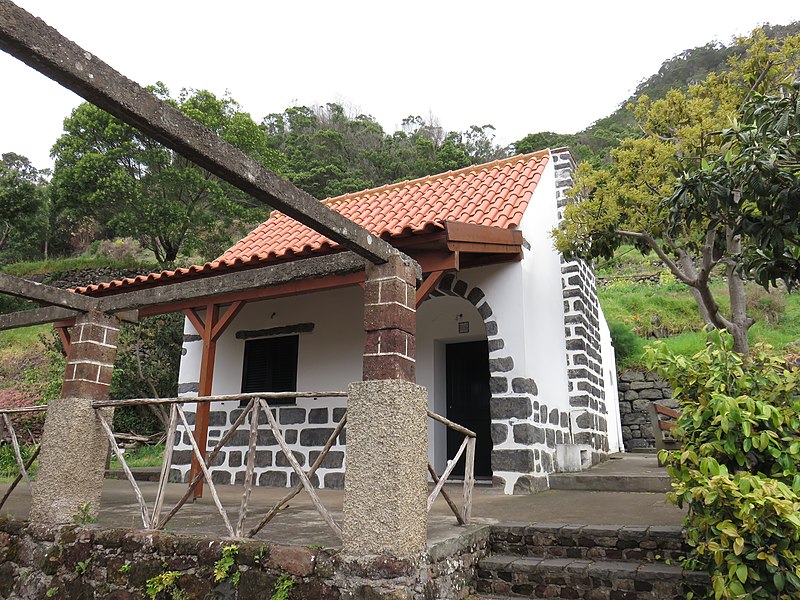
left=184, top=302, right=245, bottom=499
left=56, top=326, right=71, bottom=357
left=186, top=304, right=217, bottom=499
left=416, top=270, right=446, bottom=307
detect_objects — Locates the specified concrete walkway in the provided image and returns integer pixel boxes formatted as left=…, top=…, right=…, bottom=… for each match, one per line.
left=0, top=454, right=684, bottom=549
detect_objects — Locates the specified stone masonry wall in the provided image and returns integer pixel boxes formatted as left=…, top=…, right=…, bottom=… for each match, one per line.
left=618, top=369, right=675, bottom=450
left=0, top=517, right=485, bottom=600
left=554, top=149, right=609, bottom=460
left=170, top=389, right=348, bottom=489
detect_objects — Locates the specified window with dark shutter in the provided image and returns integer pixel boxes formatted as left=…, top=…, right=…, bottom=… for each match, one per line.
left=240, top=335, right=299, bottom=405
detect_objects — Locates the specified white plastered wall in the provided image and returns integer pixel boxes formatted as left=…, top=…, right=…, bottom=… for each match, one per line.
left=599, top=306, right=624, bottom=453
left=518, top=157, right=572, bottom=420
left=177, top=286, right=365, bottom=413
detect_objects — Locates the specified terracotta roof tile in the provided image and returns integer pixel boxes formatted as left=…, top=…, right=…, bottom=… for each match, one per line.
left=77, top=150, right=550, bottom=294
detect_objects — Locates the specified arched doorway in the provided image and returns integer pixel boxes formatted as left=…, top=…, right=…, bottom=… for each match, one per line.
left=417, top=295, right=491, bottom=478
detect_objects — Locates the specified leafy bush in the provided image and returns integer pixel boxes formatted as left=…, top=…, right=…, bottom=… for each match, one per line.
left=0, top=293, right=33, bottom=316
left=608, top=321, right=641, bottom=366
left=0, top=443, right=37, bottom=479
left=646, top=330, right=800, bottom=599
left=111, top=313, right=184, bottom=435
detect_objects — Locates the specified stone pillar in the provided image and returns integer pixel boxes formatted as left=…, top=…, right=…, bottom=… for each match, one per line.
left=31, top=310, right=119, bottom=524
left=362, top=253, right=417, bottom=382
left=343, top=379, right=429, bottom=557
left=342, top=253, right=428, bottom=557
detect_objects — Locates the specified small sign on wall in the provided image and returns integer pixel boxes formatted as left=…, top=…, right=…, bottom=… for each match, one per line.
left=458, top=321, right=470, bottom=334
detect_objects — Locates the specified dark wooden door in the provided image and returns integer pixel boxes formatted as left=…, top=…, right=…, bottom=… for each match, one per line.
left=446, top=340, right=492, bottom=478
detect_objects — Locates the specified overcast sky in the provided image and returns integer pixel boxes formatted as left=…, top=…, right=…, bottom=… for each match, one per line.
left=2, top=1, right=799, bottom=170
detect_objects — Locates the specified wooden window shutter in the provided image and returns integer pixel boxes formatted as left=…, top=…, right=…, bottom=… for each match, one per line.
left=241, top=335, right=299, bottom=402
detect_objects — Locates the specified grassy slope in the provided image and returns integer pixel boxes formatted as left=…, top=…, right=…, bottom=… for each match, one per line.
left=596, top=247, right=800, bottom=367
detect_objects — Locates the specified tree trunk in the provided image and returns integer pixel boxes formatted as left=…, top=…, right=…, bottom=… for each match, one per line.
left=725, top=229, right=755, bottom=355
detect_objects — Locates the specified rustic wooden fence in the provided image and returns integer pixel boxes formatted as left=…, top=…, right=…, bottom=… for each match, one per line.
left=0, top=394, right=477, bottom=537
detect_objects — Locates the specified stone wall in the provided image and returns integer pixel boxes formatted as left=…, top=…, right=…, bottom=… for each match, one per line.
left=29, top=267, right=151, bottom=290
left=170, top=396, right=348, bottom=489
left=554, top=149, right=609, bottom=460
left=0, top=517, right=485, bottom=599
left=617, top=369, right=675, bottom=450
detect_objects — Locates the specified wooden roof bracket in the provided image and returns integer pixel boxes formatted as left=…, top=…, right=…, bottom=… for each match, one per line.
left=416, top=270, right=447, bottom=307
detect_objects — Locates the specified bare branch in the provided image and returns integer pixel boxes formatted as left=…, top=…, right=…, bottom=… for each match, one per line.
left=615, top=230, right=696, bottom=286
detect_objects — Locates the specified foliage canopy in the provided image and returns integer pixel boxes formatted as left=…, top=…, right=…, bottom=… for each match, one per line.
left=554, top=29, right=800, bottom=354
left=646, top=330, right=800, bottom=599
left=50, top=84, right=283, bottom=265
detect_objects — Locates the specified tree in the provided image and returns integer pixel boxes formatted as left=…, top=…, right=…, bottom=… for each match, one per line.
left=0, top=153, right=47, bottom=261
left=673, top=81, right=800, bottom=289
left=50, top=84, right=284, bottom=266
left=554, top=29, right=800, bottom=355
left=262, top=103, right=509, bottom=198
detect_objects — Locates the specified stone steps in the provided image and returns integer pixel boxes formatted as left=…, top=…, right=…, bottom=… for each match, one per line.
left=548, top=455, right=671, bottom=493
left=547, top=473, right=670, bottom=493
left=475, top=555, right=705, bottom=599
left=489, top=524, right=687, bottom=562
left=473, top=524, right=707, bottom=599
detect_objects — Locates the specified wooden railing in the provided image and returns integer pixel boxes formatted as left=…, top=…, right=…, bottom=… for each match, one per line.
left=91, top=391, right=348, bottom=538
left=0, top=406, right=44, bottom=510
left=0, top=397, right=477, bottom=534
left=427, top=411, right=476, bottom=525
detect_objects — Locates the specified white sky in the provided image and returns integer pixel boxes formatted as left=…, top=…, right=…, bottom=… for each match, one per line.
left=1, top=1, right=799, bottom=170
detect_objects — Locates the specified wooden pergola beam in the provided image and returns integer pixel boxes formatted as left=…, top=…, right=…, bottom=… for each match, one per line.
left=0, top=1, right=399, bottom=266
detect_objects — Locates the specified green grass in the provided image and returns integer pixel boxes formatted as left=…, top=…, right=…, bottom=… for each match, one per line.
left=600, top=281, right=712, bottom=338
left=598, top=246, right=800, bottom=367
left=3, top=255, right=158, bottom=278
left=0, top=324, right=49, bottom=350
left=604, top=282, right=800, bottom=368
left=0, top=443, right=38, bottom=480
left=1, top=256, right=157, bottom=278
left=109, top=444, right=165, bottom=469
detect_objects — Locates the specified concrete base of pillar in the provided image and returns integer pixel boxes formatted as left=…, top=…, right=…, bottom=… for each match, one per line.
left=342, top=380, right=428, bottom=558
left=555, top=443, right=592, bottom=473
left=30, top=399, right=112, bottom=524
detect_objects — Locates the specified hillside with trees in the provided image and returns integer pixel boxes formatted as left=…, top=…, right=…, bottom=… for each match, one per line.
left=1, top=22, right=799, bottom=439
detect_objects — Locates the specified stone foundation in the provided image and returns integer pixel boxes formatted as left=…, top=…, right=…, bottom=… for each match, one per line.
left=0, top=518, right=485, bottom=600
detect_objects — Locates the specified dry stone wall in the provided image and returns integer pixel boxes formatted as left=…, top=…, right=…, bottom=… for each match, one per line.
left=0, top=517, right=484, bottom=599
left=617, top=369, right=675, bottom=450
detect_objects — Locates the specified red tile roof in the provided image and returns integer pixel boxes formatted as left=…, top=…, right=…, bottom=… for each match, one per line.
left=76, top=150, right=550, bottom=295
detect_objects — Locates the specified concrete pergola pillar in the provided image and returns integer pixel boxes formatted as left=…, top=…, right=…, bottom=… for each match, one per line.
left=31, top=310, right=120, bottom=523
left=343, top=253, right=429, bottom=557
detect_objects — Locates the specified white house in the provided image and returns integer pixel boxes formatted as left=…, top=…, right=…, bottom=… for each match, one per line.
left=88, top=149, right=622, bottom=494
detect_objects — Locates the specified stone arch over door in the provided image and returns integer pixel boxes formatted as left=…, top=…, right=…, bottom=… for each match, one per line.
left=424, top=273, right=553, bottom=494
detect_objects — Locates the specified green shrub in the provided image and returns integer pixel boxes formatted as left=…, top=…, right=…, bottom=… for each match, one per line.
left=646, top=330, right=800, bottom=599
left=112, top=406, right=163, bottom=437
left=0, top=443, right=37, bottom=479
left=608, top=321, right=641, bottom=366
left=0, top=293, right=33, bottom=316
